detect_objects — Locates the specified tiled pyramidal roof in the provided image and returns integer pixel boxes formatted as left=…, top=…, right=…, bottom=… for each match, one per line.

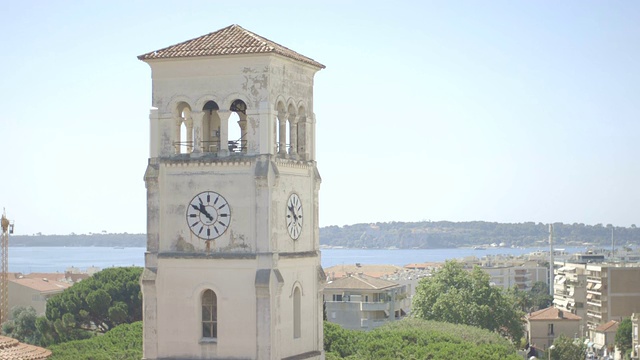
left=138, top=24, right=325, bottom=69
left=0, top=335, right=51, bottom=359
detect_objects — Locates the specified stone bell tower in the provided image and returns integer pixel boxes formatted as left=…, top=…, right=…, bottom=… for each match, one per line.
left=138, top=25, right=325, bottom=360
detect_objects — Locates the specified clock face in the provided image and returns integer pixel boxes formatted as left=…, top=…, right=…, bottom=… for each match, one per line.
left=186, top=191, right=231, bottom=240
left=286, top=193, right=303, bottom=240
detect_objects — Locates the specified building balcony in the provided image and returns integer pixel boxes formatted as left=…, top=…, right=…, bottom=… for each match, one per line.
left=360, top=302, right=390, bottom=312
left=587, top=274, right=606, bottom=282
left=587, top=311, right=603, bottom=319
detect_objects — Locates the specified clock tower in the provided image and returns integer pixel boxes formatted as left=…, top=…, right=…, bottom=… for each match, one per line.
left=138, top=25, right=325, bottom=360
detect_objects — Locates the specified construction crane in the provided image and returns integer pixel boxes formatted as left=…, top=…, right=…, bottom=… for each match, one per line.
left=0, top=209, right=13, bottom=324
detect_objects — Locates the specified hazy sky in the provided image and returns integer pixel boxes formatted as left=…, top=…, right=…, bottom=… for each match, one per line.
left=1, top=1, right=638, bottom=235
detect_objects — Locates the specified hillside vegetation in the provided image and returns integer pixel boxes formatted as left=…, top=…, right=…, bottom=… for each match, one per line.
left=321, top=221, right=640, bottom=248
left=11, top=221, right=640, bottom=249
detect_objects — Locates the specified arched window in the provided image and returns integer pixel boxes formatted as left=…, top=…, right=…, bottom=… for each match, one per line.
left=276, top=101, right=287, bottom=155
left=202, top=289, right=217, bottom=339
left=293, top=287, right=301, bottom=338
left=176, top=102, right=193, bottom=154
left=202, top=101, right=220, bottom=152
left=229, top=99, right=247, bottom=153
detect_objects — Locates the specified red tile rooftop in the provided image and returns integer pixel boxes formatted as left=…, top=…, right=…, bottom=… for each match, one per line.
left=526, top=306, right=581, bottom=321
left=0, top=335, right=51, bottom=359
left=138, top=24, right=325, bottom=69
left=594, top=320, right=619, bottom=333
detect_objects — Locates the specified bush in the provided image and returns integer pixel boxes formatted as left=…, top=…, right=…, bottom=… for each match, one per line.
left=47, top=321, right=142, bottom=360
left=324, top=318, right=521, bottom=360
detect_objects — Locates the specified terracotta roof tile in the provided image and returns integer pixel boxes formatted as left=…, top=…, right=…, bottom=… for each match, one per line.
left=138, top=24, right=325, bottom=69
left=0, top=335, right=51, bottom=359
left=9, top=277, right=71, bottom=293
left=595, top=320, right=619, bottom=332
left=526, top=306, right=581, bottom=321
left=325, top=273, right=399, bottom=291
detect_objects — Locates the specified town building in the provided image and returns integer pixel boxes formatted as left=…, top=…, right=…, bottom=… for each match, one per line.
left=324, top=273, right=410, bottom=331
left=525, top=306, right=581, bottom=351
left=553, top=262, right=588, bottom=334
left=553, top=262, right=640, bottom=339
left=591, top=320, right=619, bottom=359
left=139, top=25, right=325, bottom=360
left=585, top=264, right=640, bottom=335
left=7, top=273, right=72, bottom=318
left=460, top=256, right=548, bottom=291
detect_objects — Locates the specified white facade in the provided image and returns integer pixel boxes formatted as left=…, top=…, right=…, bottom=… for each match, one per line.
left=553, top=262, right=588, bottom=334
left=140, top=25, right=325, bottom=360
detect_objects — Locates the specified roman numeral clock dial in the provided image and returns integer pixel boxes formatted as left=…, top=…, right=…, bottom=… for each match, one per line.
left=286, top=193, right=303, bottom=240
left=186, top=191, right=231, bottom=240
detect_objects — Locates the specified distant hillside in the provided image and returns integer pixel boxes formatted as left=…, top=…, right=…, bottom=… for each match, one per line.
left=320, top=221, right=640, bottom=249
left=10, top=221, right=640, bottom=248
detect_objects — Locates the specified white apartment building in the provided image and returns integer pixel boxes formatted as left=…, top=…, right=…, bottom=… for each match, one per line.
left=553, top=262, right=588, bottom=334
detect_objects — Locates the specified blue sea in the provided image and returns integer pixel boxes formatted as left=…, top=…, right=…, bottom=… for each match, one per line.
left=7, top=246, right=588, bottom=274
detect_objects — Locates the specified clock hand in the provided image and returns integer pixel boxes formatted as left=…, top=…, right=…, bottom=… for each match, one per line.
left=288, top=204, right=297, bottom=222
left=198, top=203, right=214, bottom=221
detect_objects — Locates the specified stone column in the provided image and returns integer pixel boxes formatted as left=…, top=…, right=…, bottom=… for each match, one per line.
left=191, top=110, right=204, bottom=154
left=218, top=110, right=231, bottom=157
left=173, top=117, right=181, bottom=154
left=289, top=114, right=298, bottom=158
left=238, top=116, right=247, bottom=153
left=278, top=113, right=287, bottom=155
left=185, top=115, right=194, bottom=153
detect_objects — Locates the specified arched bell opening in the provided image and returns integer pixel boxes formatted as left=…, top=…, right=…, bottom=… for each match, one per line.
left=176, top=102, right=193, bottom=154
left=276, top=101, right=287, bottom=155
left=202, top=101, right=220, bottom=153
left=228, top=99, right=247, bottom=153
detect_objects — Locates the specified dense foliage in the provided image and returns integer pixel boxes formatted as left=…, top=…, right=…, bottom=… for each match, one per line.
left=549, top=334, right=586, bottom=360
left=321, top=221, right=640, bottom=248
left=412, top=260, right=524, bottom=341
left=616, top=318, right=632, bottom=358
left=324, top=319, right=520, bottom=359
left=2, top=306, right=41, bottom=345
left=37, top=267, right=142, bottom=345
left=509, top=281, right=553, bottom=312
left=48, top=321, right=142, bottom=360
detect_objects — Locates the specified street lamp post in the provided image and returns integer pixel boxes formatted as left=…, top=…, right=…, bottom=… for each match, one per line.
left=548, top=345, right=555, bottom=360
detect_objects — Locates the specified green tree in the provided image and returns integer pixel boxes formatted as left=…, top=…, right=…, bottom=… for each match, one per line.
left=529, top=281, right=553, bottom=310
left=549, top=334, right=586, bottom=360
left=412, top=260, right=524, bottom=341
left=1, top=306, right=41, bottom=345
left=38, top=267, right=142, bottom=345
left=507, top=286, right=533, bottom=312
left=616, top=318, right=632, bottom=358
